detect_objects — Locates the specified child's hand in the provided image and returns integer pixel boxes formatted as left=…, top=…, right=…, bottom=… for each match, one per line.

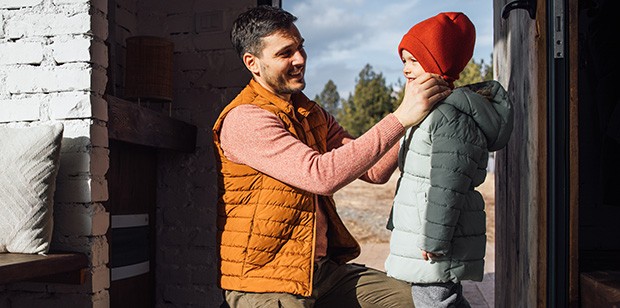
left=421, top=250, right=443, bottom=261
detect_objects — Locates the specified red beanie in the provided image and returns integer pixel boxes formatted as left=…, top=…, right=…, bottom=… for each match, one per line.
left=398, top=12, right=476, bottom=88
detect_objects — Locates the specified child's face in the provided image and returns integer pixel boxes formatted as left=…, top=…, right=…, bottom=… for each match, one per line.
left=401, top=49, right=425, bottom=81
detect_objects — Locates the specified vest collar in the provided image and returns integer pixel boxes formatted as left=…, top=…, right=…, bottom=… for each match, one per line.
left=248, top=79, right=316, bottom=121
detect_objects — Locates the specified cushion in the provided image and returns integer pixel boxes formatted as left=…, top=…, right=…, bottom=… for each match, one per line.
left=0, top=123, right=64, bottom=254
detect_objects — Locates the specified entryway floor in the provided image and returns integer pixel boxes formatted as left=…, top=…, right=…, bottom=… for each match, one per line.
left=354, top=242, right=495, bottom=308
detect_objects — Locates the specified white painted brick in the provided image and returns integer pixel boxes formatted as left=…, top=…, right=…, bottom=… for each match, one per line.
left=92, top=0, right=108, bottom=15
left=5, top=13, right=90, bottom=38
left=55, top=118, right=108, bottom=149
left=0, top=0, right=43, bottom=9
left=90, top=265, right=110, bottom=293
left=93, top=290, right=110, bottom=308
left=54, top=203, right=109, bottom=236
left=52, top=0, right=88, bottom=4
left=57, top=145, right=109, bottom=177
left=8, top=290, right=107, bottom=308
left=115, top=6, right=138, bottom=35
left=116, top=0, right=138, bottom=13
left=193, top=32, right=230, bottom=51
left=47, top=264, right=110, bottom=294
left=58, top=152, right=92, bottom=176
left=51, top=37, right=91, bottom=63
left=91, top=41, right=108, bottom=68
left=165, top=13, right=192, bottom=34
left=91, top=66, right=108, bottom=95
left=91, top=121, right=108, bottom=148
left=193, top=1, right=254, bottom=11
left=5, top=65, right=94, bottom=94
left=0, top=41, right=43, bottom=65
left=91, top=10, right=108, bottom=41
left=0, top=97, right=41, bottom=123
left=60, top=136, right=93, bottom=153
left=114, top=24, right=132, bottom=46
left=138, top=11, right=167, bottom=37
left=0, top=15, right=4, bottom=38
left=0, top=71, right=7, bottom=98
left=51, top=234, right=109, bottom=266
left=61, top=118, right=96, bottom=139
left=55, top=176, right=108, bottom=203
left=90, top=147, right=109, bottom=176
left=49, top=93, right=108, bottom=121
left=58, top=147, right=109, bottom=177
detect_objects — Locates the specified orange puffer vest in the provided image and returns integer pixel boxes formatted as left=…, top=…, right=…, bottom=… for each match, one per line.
left=212, top=80, right=360, bottom=296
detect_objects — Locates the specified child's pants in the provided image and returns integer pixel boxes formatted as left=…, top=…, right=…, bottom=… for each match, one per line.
left=411, top=281, right=471, bottom=308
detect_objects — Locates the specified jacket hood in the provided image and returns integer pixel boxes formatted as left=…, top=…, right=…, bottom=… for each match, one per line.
left=441, top=80, right=513, bottom=151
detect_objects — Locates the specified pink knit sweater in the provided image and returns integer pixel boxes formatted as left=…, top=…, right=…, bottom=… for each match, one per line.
left=219, top=104, right=404, bottom=259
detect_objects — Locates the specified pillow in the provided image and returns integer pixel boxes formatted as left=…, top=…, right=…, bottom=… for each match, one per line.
left=0, top=123, right=63, bottom=254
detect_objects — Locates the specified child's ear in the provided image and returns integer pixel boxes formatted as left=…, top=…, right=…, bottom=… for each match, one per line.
left=243, top=53, right=260, bottom=76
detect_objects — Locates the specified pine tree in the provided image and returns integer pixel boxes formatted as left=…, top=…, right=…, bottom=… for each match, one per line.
left=339, top=64, right=395, bottom=137
left=313, top=79, right=341, bottom=119
left=454, top=57, right=494, bottom=87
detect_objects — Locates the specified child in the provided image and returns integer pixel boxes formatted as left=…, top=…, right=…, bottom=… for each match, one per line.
left=384, top=12, right=514, bottom=307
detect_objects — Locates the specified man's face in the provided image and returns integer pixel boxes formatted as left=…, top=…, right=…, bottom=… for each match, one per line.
left=245, top=25, right=307, bottom=100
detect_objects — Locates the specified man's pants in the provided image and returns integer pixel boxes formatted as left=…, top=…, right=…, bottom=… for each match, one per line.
left=225, top=258, right=414, bottom=307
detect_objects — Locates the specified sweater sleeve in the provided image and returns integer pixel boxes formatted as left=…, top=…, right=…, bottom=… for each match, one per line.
left=323, top=109, right=400, bottom=184
left=220, top=104, right=404, bottom=195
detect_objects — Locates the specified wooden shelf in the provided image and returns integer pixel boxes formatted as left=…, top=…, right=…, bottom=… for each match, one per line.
left=0, top=252, right=88, bottom=285
left=106, top=95, right=197, bottom=152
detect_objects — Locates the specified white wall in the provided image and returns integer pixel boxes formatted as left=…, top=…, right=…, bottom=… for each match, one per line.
left=0, top=0, right=111, bottom=307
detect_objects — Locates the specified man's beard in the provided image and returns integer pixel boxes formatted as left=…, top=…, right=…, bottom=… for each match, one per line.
left=261, top=64, right=306, bottom=95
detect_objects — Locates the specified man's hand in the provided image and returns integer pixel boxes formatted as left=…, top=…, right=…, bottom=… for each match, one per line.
left=421, top=250, right=444, bottom=261
left=393, top=73, right=451, bottom=128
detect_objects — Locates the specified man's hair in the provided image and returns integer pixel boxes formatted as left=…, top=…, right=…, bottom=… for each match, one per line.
left=231, top=6, right=298, bottom=58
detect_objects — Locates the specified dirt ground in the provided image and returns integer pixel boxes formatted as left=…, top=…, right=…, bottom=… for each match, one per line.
left=333, top=171, right=496, bottom=246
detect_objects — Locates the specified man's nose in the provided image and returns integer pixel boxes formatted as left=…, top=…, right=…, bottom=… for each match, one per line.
left=292, top=50, right=306, bottom=65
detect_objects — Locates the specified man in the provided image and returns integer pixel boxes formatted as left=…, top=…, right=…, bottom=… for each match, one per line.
left=212, top=5, right=451, bottom=307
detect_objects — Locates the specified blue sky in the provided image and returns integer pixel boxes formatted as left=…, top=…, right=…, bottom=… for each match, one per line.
left=282, top=0, right=494, bottom=99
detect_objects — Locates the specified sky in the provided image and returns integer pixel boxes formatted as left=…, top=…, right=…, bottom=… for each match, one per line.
left=281, top=0, right=494, bottom=100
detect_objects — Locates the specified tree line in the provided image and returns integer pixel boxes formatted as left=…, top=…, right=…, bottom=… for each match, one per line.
left=314, top=58, right=493, bottom=137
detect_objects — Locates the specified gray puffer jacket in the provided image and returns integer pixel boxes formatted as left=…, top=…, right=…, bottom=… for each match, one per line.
left=385, top=80, right=513, bottom=284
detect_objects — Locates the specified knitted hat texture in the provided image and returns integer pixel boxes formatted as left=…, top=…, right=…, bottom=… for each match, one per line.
left=398, top=12, right=476, bottom=88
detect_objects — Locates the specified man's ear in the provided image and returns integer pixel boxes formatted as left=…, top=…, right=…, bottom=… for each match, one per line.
left=243, top=53, right=260, bottom=76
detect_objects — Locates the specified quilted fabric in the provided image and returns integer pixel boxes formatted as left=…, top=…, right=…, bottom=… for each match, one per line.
left=385, top=80, right=513, bottom=284
left=0, top=123, right=63, bottom=254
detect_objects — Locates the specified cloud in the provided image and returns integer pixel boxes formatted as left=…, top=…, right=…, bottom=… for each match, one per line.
left=283, top=0, right=493, bottom=99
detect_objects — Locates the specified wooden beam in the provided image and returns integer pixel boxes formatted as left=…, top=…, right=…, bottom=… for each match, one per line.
left=0, top=252, right=88, bottom=285
left=106, top=95, right=197, bottom=152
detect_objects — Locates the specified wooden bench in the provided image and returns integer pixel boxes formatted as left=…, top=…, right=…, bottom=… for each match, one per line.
left=0, top=252, right=88, bottom=285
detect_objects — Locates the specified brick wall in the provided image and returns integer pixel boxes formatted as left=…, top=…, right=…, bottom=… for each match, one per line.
left=104, top=0, right=254, bottom=306
left=2, top=0, right=259, bottom=306
left=0, top=0, right=110, bottom=307
left=132, top=1, right=253, bottom=306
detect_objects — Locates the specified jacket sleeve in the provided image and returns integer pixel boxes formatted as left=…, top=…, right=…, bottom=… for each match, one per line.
left=417, top=112, right=483, bottom=255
